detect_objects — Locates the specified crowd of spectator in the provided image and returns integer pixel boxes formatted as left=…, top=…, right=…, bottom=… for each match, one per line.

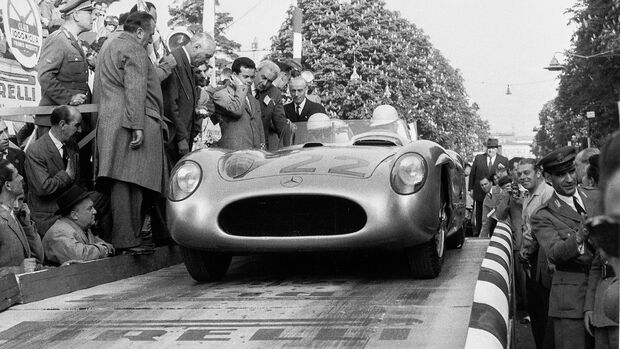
left=463, top=136, right=619, bottom=349
left=0, top=2, right=617, bottom=348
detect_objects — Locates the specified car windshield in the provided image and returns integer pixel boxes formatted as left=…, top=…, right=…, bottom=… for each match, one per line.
left=292, top=119, right=412, bottom=145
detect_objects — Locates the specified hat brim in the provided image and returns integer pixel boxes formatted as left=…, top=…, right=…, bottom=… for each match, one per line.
left=55, top=191, right=93, bottom=216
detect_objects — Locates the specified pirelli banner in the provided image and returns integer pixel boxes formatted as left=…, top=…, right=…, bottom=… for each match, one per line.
left=0, top=0, right=42, bottom=108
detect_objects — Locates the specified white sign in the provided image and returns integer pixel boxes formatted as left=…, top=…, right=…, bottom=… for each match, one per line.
left=0, top=58, right=40, bottom=108
left=2, top=0, right=43, bottom=69
left=586, top=111, right=595, bottom=119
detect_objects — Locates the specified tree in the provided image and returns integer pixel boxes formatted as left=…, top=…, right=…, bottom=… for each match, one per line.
left=269, top=0, right=489, bottom=159
left=539, top=0, right=620, bottom=151
left=168, top=0, right=241, bottom=66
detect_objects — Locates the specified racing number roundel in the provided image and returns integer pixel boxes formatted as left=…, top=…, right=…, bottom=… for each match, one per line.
left=2, top=0, right=43, bottom=69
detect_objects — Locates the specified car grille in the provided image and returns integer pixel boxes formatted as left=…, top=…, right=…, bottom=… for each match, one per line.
left=219, top=195, right=367, bottom=237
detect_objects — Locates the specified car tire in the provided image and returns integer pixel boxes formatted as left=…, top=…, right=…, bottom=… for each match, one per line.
left=181, top=246, right=231, bottom=282
left=407, top=201, right=447, bottom=278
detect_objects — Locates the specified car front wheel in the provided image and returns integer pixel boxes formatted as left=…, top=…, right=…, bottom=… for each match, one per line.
left=181, top=246, right=231, bottom=282
left=406, top=201, right=447, bottom=278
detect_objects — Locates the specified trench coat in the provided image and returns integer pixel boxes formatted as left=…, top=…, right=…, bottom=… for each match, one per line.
left=93, top=32, right=167, bottom=194
left=531, top=188, right=602, bottom=319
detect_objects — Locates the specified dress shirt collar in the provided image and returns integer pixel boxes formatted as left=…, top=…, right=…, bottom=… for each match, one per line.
left=48, top=131, right=64, bottom=154
left=555, top=190, right=584, bottom=213
left=295, top=98, right=307, bottom=112
left=487, top=154, right=496, bottom=165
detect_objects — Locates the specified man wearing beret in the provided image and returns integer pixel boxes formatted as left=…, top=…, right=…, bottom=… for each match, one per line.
left=531, top=146, right=602, bottom=349
left=42, top=185, right=114, bottom=265
left=469, top=138, right=509, bottom=236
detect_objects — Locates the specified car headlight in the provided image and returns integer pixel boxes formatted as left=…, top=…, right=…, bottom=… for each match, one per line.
left=390, top=153, right=427, bottom=194
left=169, top=160, right=202, bottom=201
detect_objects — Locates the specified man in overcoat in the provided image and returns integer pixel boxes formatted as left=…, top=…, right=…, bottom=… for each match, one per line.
left=531, top=146, right=602, bottom=349
left=254, top=60, right=293, bottom=150
left=93, top=12, right=167, bottom=254
left=469, top=138, right=509, bottom=235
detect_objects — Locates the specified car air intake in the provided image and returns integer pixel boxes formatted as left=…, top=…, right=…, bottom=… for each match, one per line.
left=219, top=195, right=367, bottom=237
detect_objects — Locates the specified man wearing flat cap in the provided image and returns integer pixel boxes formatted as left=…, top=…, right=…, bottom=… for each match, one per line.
left=42, top=185, right=114, bottom=265
left=531, top=146, right=603, bottom=348
left=469, top=138, right=509, bottom=236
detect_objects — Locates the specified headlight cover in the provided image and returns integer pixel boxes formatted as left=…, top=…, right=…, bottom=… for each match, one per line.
left=169, top=160, right=202, bottom=201
left=390, top=153, right=427, bottom=194
left=218, top=150, right=265, bottom=179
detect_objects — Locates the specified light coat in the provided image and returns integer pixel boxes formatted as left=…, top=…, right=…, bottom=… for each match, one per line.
left=93, top=32, right=168, bottom=194
left=43, top=218, right=113, bottom=265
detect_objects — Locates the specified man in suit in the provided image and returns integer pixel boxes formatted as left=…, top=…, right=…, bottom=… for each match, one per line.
left=94, top=12, right=166, bottom=254
left=469, top=138, right=509, bottom=236
left=162, top=32, right=215, bottom=165
left=213, top=57, right=265, bottom=151
left=43, top=185, right=114, bottom=265
left=0, top=159, right=43, bottom=269
left=284, top=77, right=327, bottom=122
left=518, top=158, right=555, bottom=349
left=25, top=106, right=81, bottom=237
left=254, top=60, right=294, bottom=150
left=531, top=146, right=602, bottom=349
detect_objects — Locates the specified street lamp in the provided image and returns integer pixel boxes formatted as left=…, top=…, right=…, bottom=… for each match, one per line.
left=544, top=50, right=620, bottom=71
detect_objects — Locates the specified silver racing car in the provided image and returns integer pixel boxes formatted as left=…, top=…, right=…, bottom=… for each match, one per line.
left=167, top=117, right=466, bottom=281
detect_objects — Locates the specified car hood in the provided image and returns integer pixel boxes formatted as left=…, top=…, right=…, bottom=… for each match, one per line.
left=218, top=145, right=399, bottom=180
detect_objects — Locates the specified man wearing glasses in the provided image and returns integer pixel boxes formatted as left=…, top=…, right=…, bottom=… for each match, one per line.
left=531, top=146, right=602, bottom=349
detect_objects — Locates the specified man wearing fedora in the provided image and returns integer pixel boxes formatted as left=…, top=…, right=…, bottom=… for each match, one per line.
left=531, top=146, right=602, bottom=349
left=42, top=185, right=114, bottom=265
left=469, top=138, right=509, bottom=236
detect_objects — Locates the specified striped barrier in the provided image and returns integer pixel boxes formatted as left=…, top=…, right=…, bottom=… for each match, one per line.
left=464, top=221, right=514, bottom=349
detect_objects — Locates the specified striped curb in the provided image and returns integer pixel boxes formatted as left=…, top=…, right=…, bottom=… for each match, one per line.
left=464, top=222, right=513, bottom=349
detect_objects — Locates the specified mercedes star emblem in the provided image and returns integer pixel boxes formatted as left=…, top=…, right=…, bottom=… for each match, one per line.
left=280, top=176, right=303, bottom=187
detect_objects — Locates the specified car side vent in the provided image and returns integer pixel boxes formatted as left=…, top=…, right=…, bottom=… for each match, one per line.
left=353, top=139, right=399, bottom=146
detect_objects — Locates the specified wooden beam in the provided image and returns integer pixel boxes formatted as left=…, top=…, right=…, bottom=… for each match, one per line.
left=0, top=104, right=99, bottom=123
left=0, top=273, right=20, bottom=312
left=17, top=246, right=182, bottom=304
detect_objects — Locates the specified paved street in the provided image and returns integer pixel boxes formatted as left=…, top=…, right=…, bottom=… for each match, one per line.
left=0, top=239, right=487, bottom=348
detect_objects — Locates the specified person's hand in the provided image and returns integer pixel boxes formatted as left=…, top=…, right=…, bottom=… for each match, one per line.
left=65, top=158, right=75, bottom=180
left=576, top=220, right=590, bottom=245
left=16, top=202, right=31, bottom=226
left=159, top=54, right=177, bottom=70
left=231, top=74, right=246, bottom=87
left=584, top=310, right=594, bottom=336
left=177, top=139, right=189, bottom=156
left=60, top=260, right=86, bottom=267
left=130, top=129, right=144, bottom=149
left=69, top=93, right=87, bottom=105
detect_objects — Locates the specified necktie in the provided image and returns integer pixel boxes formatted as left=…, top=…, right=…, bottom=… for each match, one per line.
left=487, top=157, right=492, bottom=169
left=573, top=196, right=586, bottom=215
left=296, top=104, right=301, bottom=117
left=61, top=145, right=68, bottom=167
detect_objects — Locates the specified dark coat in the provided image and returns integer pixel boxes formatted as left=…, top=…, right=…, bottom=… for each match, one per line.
left=0, top=205, right=44, bottom=268
left=468, top=152, right=509, bottom=201
left=24, top=133, right=78, bottom=236
left=213, top=82, right=265, bottom=151
left=37, top=27, right=91, bottom=125
left=585, top=253, right=618, bottom=327
left=255, top=84, right=291, bottom=150
left=531, top=188, right=602, bottom=319
left=284, top=98, right=327, bottom=122
left=162, top=48, right=198, bottom=163
left=93, top=32, right=168, bottom=194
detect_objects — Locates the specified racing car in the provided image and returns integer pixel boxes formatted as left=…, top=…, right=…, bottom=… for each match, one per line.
left=167, top=109, right=467, bottom=281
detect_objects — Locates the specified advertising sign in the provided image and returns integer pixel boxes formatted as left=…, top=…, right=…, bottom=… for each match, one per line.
left=0, top=59, right=39, bottom=108
left=2, top=0, right=43, bottom=69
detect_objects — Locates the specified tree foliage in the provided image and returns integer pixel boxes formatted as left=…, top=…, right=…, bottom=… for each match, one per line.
left=168, top=0, right=241, bottom=65
left=535, top=0, right=620, bottom=153
left=268, top=0, right=489, bottom=159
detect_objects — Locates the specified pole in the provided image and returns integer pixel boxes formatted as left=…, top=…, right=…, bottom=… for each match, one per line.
left=203, top=0, right=216, bottom=86
left=292, top=2, right=302, bottom=65
left=617, top=101, right=620, bottom=128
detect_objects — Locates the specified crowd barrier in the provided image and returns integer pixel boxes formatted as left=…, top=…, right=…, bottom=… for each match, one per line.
left=464, top=221, right=515, bottom=349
